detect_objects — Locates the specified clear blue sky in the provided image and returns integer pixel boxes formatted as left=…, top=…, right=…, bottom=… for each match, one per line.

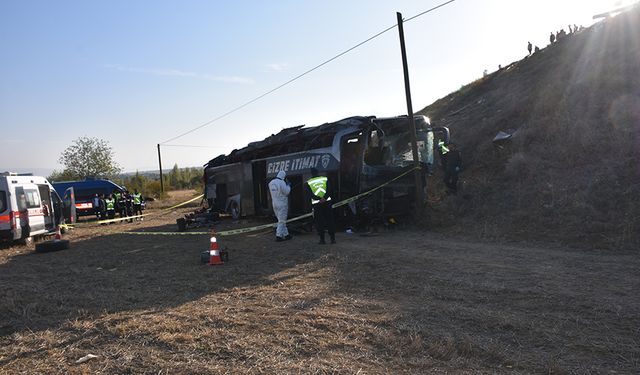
left=0, top=0, right=626, bottom=175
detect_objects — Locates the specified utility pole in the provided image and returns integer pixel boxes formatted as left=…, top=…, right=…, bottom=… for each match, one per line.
left=157, top=144, right=164, bottom=193
left=397, top=12, right=424, bottom=217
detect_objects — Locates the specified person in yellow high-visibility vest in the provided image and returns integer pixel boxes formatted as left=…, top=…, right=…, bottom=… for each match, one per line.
left=132, top=189, right=144, bottom=221
left=306, top=168, right=336, bottom=244
left=105, top=194, right=116, bottom=221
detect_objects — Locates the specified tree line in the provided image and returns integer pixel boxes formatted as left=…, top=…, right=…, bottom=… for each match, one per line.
left=48, top=137, right=203, bottom=198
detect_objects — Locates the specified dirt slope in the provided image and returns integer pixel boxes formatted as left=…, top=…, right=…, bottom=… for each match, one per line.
left=419, top=7, right=640, bottom=249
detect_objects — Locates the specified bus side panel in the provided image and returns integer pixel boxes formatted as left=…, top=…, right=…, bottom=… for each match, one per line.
left=241, top=163, right=255, bottom=217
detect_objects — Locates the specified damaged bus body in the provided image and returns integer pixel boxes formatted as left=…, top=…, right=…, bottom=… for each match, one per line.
left=203, top=115, right=449, bottom=222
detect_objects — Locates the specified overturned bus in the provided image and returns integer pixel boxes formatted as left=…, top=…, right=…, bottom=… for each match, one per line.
left=204, top=115, right=449, bottom=222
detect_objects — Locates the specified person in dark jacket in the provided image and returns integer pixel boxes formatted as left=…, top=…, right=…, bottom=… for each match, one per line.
left=306, top=168, right=336, bottom=244
left=444, top=143, right=462, bottom=194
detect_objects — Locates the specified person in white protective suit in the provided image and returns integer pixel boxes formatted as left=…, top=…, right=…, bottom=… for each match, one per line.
left=268, top=170, right=292, bottom=241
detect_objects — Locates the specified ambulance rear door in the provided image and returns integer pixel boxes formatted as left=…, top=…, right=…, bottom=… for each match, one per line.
left=63, top=187, right=76, bottom=224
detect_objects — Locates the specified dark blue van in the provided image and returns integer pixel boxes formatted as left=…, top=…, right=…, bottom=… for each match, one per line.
left=52, top=179, right=124, bottom=216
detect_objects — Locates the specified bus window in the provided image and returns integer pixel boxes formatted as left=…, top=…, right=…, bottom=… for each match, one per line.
left=364, top=130, right=385, bottom=166
left=418, top=131, right=435, bottom=166
left=365, top=126, right=435, bottom=168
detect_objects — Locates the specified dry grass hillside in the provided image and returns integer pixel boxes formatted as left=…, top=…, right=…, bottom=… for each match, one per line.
left=420, top=7, right=640, bottom=249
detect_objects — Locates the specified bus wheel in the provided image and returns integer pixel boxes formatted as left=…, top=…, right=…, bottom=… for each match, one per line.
left=35, top=240, right=70, bottom=253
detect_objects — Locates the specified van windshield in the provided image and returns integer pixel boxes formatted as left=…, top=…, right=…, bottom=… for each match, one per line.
left=0, top=190, right=6, bottom=213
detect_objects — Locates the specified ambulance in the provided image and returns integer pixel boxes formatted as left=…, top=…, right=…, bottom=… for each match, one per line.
left=0, top=172, right=76, bottom=244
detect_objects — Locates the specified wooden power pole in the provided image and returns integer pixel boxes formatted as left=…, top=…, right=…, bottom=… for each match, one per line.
left=157, top=144, right=164, bottom=193
left=397, top=12, right=424, bottom=216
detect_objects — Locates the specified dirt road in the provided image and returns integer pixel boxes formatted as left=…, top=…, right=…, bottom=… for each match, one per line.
left=1, top=209, right=638, bottom=374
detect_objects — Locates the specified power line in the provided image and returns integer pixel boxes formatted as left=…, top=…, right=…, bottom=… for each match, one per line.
left=405, top=0, right=456, bottom=22
left=162, top=144, right=227, bottom=149
left=160, top=0, right=456, bottom=145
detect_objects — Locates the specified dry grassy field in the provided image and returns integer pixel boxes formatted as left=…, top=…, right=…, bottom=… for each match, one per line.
left=1, top=203, right=638, bottom=374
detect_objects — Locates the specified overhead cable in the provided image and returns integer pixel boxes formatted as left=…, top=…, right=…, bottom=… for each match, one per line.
left=160, top=0, right=457, bottom=145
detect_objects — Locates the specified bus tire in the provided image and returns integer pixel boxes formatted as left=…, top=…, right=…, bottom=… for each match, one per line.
left=35, top=240, right=70, bottom=253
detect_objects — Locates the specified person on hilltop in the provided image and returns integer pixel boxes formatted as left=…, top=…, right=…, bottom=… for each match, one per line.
left=268, top=170, right=292, bottom=242
left=550, top=32, right=556, bottom=44
left=306, top=168, right=336, bottom=244
left=527, top=41, right=532, bottom=55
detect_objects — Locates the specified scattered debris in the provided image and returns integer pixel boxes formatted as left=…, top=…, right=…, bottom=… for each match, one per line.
left=75, top=354, right=98, bottom=364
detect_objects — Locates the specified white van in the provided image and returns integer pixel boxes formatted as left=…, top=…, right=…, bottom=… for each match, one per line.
left=0, top=172, right=76, bottom=244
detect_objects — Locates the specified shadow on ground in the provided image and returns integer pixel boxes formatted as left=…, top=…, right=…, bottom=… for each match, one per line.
left=0, top=221, right=321, bottom=338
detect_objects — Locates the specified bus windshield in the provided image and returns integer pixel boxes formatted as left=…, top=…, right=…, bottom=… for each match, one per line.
left=364, top=121, right=434, bottom=167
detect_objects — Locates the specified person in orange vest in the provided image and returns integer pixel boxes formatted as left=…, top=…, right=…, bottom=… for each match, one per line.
left=306, top=168, right=336, bottom=244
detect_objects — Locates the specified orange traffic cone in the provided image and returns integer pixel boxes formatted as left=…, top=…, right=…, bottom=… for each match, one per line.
left=208, top=236, right=224, bottom=265
left=54, top=226, right=62, bottom=241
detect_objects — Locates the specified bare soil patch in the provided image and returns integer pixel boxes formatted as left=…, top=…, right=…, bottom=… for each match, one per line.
left=1, top=208, right=638, bottom=374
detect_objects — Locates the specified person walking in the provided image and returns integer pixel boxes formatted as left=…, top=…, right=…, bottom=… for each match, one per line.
left=268, top=170, right=292, bottom=241
left=132, top=189, right=144, bottom=220
left=306, top=168, right=336, bottom=244
left=444, top=143, right=462, bottom=195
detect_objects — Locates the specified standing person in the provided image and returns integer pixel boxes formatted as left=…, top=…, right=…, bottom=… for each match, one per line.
left=437, top=139, right=450, bottom=172
left=132, top=189, right=144, bottom=221
left=306, top=168, right=336, bottom=244
left=113, top=189, right=124, bottom=218
left=268, top=170, right=292, bottom=242
left=549, top=32, right=556, bottom=44
left=527, top=41, right=532, bottom=55
left=123, top=192, right=134, bottom=223
left=105, top=194, right=116, bottom=222
left=92, top=193, right=101, bottom=220
left=98, top=194, right=107, bottom=223
left=444, top=143, right=462, bottom=195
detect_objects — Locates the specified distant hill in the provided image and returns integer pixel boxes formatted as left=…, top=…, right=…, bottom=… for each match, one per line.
left=418, top=6, right=640, bottom=249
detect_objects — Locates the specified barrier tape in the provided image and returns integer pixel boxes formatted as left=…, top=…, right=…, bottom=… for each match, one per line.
left=162, top=194, right=204, bottom=211
left=116, top=166, right=420, bottom=237
left=65, top=194, right=205, bottom=228
left=116, top=231, right=211, bottom=236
